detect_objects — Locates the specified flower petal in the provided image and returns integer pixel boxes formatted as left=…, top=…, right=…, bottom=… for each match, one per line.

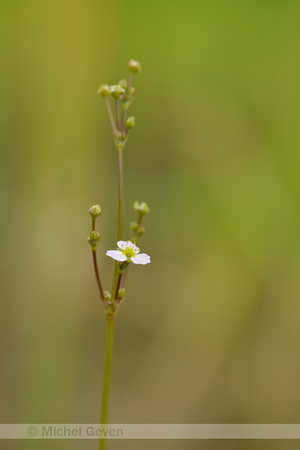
left=126, top=240, right=138, bottom=250
left=131, top=253, right=151, bottom=265
left=106, top=250, right=127, bottom=262
left=117, top=241, right=127, bottom=250
left=132, top=244, right=140, bottom=254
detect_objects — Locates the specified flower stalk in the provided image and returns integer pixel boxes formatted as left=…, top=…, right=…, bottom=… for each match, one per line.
left=117, top=148, right=124, bottom=242
left=90, top=59, right=150, bottom=450
left=92, top=251, right=105, bottom=301
left=104, top=97, right=116, bottom=134
left=99, top=313, right=114, bottom=450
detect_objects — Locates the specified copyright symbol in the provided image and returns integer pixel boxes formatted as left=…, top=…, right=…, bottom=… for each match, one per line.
left=27, top=426, right=38, bottom=437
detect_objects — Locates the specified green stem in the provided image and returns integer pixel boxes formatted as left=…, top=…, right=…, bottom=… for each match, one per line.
left=104, top=97, right=116, bottom=134
left=99, top=97, right=125, bottom=450
left=99, top=313, right=115, bottom=450
left=115, top=99, right=120, bottom=131
left=117, top=148, right=124, bottom=242
left=109, top=137, right=124, bottom=332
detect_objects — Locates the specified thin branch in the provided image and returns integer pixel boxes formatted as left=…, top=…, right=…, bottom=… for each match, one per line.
left=121, top=109, right=127, bottom=133
left=114, top=273, right=123, bottom=301
left=115, top=99, right=120, bottom=131
left=92, top=251, right=105, bottom=301
left=117, top=148, right=124, bottom=241
left=104, top=97, right=116, bottom=133
left=127, top=73, right=134, bottom=89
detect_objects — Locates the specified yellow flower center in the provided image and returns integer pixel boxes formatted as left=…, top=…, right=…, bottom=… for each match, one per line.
left=122, top=247, right=135, bottom=258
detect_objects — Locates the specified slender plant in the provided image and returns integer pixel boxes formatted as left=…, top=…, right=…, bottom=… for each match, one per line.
left=88, top=59, right=151, bottom=450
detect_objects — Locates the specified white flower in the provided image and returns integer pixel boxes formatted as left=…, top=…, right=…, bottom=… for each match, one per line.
left=106, top=240, right=151, bottom=265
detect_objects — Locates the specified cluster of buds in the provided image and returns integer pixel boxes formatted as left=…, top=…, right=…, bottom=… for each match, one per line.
left=98, top=82, right=136, bottom=111
left=130, top=201, right=150, bottom=242
left=97, top=59, right=141, bottom=148
left=88, top=205, right=102, bottom=251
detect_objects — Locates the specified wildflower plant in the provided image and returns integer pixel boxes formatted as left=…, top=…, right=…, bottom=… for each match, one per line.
left=88, top=60, right=150, bottom=449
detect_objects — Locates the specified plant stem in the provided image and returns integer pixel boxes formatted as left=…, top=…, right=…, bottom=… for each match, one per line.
left=92, top=251, right=105, bottom=301
left=115, top=99, right=120, bottom=131
left=121, top=109, right=127, bottom=133
left=109, top=140, right=124, bottom=329
left=114, top=273, right=123, bottom=301
left=99, top=313, right=115, bottom=450
left=117, top=148, right=124, bottom=242
left=127, top=73, right=134, bottom=89
left=104, top=97, right=116, bottom=134
left=99, top=95, right=125, bottom=450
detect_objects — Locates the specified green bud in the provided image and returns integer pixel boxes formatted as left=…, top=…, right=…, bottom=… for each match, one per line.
left=137, top=227, right=145, bottom=236
left=122, top=101, right=131, bottom=111
left=118, top=79, right=127, bottom=89
left=89, top=204, right=102, bottom=219
left=127, top=86, right=135, bottom=96
left=88, top=230, right=100, bottom=251
left=97, top=84, right=110, bottom=97
left=130, top=222, right=138, bottom=231
left=118, top=288, right=125, bottom=299
left=126, top=116, right=135, bottom=129
left=110, top=85, right=125, bottom=99
left=118, top=260, right=129, bottom=273
left=128, top=59, right=141, bottom=74
left=114, top=134, right=128, bottom=150
left=104, top=291, right=111, bottom=301
left=133, top=201, right=150, bottom=216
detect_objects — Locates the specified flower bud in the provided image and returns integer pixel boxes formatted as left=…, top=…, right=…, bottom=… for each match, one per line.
left=110, top=85, right=125, bottom=99
left=122, top=101, right=131, bottom=111
left=118, top=288, right=125, bottom=299
left=89, top=204, right=102, bottom=219
left=128, top=59, right=141, bottom=74
left=114, top=133, right=128, bottom=150
left=118, top=79, right=127, bottom=89
left=97, top=84, right=110, bottom=97
left=133, top=201, right=150, bottom=216
left=126, top=116, right=135, bottom=129
left=130, top=222, right=138, bottom=231
left=118, top=260, right=129, bottom=273
left=127, top=86, right=135, bottom=96
left=88, top=230, right=101, bottom=251
left=137, top=227, right=145, bottom=236
left=104, top=291, right=111, bottom=301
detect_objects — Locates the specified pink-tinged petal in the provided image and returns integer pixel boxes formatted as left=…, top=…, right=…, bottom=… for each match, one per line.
left=131, top=253, right=151, bottom=265
left=117, top=241, right=127, bottom=250
left=106, top=250, right=127, bottom=262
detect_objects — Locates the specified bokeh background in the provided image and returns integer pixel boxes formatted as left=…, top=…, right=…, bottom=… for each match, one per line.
left=1, top=1, right=300, bottom=449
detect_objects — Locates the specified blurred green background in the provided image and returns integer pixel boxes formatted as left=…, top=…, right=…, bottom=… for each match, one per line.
left=1, top=0, right=300, bottom=449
